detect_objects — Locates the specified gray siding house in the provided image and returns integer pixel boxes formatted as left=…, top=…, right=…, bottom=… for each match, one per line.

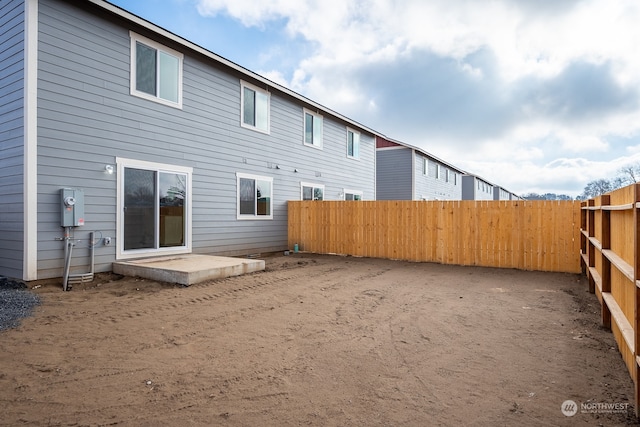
left=376, top=136, right=464, bottom=201
left=493, top=186, right=521, bottom=201
left=0, top=0, right=377, bottom=281
left=461, top=175, right=495, bottom=201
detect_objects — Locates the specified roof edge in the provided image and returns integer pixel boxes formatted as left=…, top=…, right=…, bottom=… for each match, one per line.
left=87, top=0, right=385, bottom=137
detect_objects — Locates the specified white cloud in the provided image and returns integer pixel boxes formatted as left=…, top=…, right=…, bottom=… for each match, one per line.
left=195, top=0, right=640, bottom=195
left=628, top=145, right=640, bottom=154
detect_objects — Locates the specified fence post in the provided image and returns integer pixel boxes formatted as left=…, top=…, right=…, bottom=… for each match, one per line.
left=580, top=201, right=587, bottom=275
left=601, top=195, right=611, bottom=329
left=634, top=183, right=640, bottom=417
left=587, top=199, right=596, bottom=293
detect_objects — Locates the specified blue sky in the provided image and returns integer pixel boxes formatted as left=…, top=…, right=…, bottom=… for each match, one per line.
left=109, top=0, right=640, bottom=197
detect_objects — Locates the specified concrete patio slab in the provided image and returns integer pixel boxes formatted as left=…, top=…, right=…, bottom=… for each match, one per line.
left=112, top=254, right=265, bottom=285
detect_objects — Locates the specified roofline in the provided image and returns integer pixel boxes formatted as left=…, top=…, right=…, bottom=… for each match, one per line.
left=379, top=137, right=521, bottom=197
left=380, top=136, right=468, bottom=175
left=88, top=0, right=384, bottom=137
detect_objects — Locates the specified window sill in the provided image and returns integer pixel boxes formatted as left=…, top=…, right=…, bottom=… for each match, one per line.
left=303, top=142, right=323, bottom=150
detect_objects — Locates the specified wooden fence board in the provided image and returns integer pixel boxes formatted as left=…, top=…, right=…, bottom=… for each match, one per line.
left=580, top=183, right=640, bottom=416
left=289, top=200, right=581, bottom=273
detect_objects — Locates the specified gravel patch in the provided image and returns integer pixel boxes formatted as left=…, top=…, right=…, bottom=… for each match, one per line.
left=0, top=277, right=40, bottom=331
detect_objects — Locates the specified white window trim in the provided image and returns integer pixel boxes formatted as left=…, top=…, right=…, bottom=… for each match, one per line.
left=422, top=158, right=427, bottom=176
left=236, top=172, right=274, bottom=220
left=346, top=127, right=360, bottom=160
left=240, top=80, right=270, bottom=134
left=300, top=182, right=325, bottom=200
left=115, top=157, right=193, bottom=260
left=130, top=31, right=184, bottom=109
left=303, top=108, right=323, bottom=150
left=343, top=189, right=364, bottom=200
left=435, top=164, right=440, bottom=179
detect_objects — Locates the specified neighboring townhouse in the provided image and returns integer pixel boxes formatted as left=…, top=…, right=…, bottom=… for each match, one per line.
left=493, top=186, right=521, bottom=201
left=376, top=136, right=464, bottom=201
left=493, top=186, right=511, bottom=201
left=461, top=175, right=495, bottom=201
left=0, top=0, right=378, bottom=281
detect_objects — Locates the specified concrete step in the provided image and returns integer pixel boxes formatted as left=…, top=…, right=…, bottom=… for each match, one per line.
left=112, top=254, right=265, bottom=286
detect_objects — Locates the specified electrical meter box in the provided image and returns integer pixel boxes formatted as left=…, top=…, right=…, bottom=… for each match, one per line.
left=60, top=188, right=85, bottom=227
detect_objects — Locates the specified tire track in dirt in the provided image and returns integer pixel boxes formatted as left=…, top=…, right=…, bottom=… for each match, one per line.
left=31, top=261, right=333, bottom=329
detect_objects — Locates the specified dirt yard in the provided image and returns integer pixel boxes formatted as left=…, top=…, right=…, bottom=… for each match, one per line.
left=0, top=254, right=636, bottom=426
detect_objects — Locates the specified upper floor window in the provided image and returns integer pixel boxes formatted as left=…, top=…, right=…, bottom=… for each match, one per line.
left=435, top=164, right=441, bottom=179
left=237, top=173, right=273, bottom=219
left=303, top=109, right=323, bottom=149
left=130, top=32, right=183, bottom=108
left=445, top=169, right=450, bottom=183
left=241, top=81, right=270, bottom=133
left=301, top=182, right=324, bottom=200
left=347, top=128, right=360, bottom=159
left=422, top=158, right=427, bottom=175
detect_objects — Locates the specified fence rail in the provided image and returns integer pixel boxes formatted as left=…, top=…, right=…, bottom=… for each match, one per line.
left=288, top=200, right=581, bottom=273
left=581, top=183, right=640, bottom=415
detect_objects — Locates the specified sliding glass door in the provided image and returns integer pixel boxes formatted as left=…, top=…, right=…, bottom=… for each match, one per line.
left=122, top=163, right=189, bottom=253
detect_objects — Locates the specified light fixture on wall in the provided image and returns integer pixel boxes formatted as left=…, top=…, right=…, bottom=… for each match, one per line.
left=105, top=164, right=114, bottom=175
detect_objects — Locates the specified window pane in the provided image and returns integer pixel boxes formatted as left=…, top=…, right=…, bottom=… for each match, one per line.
left=313, top=115, right=323, bottom=147
left=354, top=194, right=362, bottom=201
left=256, top=179, right=271, bottom=215
left=305, top=113, right=313, bottom=145
left=124, top=168, right=156, bottom=250
left=352, top=132, right=359, bottom=158
left=255, top=91, right=268, bottom=131
left=347, top=132, right=354, bottom=156
left=159, top=172, right=185, bottom=247
left=159, top=51, right=179, bottom=102
left=136, top=42, right=157, bottom=96
left=239, top=178, right=256, bottom=215
left=313, top=188, right=323, bottom=201
left=302, top=186, right=313, bottom=200
left=243, top=87, right=256, bottom=126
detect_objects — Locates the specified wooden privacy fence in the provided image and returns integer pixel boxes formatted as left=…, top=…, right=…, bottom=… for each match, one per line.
left=289, top=200, right=581, bottom=273
left=581, top=183, right=640, bottom=415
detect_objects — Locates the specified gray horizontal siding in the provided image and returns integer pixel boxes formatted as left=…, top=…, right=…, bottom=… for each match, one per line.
left=34, top=0, right=375, bottom=278
left=414, top=155, right=462, bottom=201
left=376, top=148, right=412, bottom=200
left=0, top=0, right=25, bottom=279
left=461, top=176, right=494, bottom=200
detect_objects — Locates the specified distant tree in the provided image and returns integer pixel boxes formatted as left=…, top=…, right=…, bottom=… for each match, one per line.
left=611, top=176, right=627, bottom=191
left=522, top=193, right=544, bottom=200
left=580, top=179, right=613, bottom=199
left=617, top=164, right=640, bottom=186
left=523, top=192, right=574, bottom=201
